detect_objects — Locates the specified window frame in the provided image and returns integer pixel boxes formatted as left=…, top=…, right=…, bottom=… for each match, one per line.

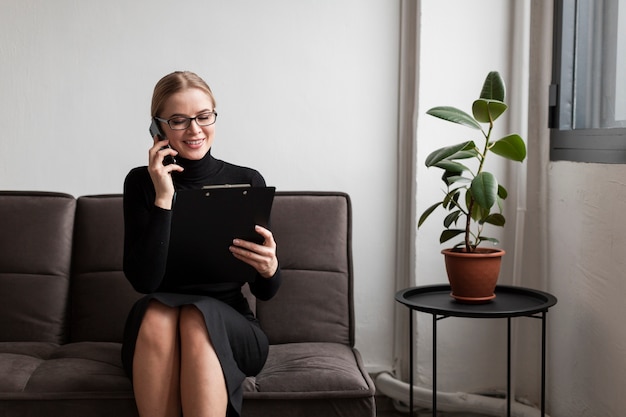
left=549, top=0, right=626, bottom=163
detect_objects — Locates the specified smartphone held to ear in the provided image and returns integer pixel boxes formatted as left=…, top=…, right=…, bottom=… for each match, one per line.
left=149, top=118, right=176, bottom=166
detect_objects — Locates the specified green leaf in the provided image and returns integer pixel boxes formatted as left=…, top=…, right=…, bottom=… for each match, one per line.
left=440, top=229, right=465, bottom=244
left=442, top=170, right=463, bottom=186
left=442, top=189, right=461, bottom=209
left=483, top=213, right=505, bottom=226
left=445, top=175, right=471, bottom=186
left=425, top=141, right=475, bottom=167
left=497, top=184, right=508, bottom=199
left=450, top=191, right=461, bottom=209
left=466, top=191, right=485, bottom=222
left=478, top=236, right=500, bottom=245
left=490, top=134, right=527, bottom=162
left=449, top=149, right=479, bottom=160
left=471, top=200, right=490, bottom=222
left=443, top=210, right=462, bottom=228
left=433, top=160, right=470, bottom=173
left=470, top=172, right=498, bottom=210
left=427, top=106, right=482, bottom=130
left=418, top=202, right=442, bottom=227
left=480, top=71, right=506, bottom=101
left=472, top=99, right=508, bottom=123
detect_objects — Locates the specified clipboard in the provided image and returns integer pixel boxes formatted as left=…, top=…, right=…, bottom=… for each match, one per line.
left=165, top=185, right=276, bottom=284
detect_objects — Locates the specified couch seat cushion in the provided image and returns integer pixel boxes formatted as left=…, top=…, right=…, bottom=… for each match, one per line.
left=0, top=341, right=132, bottom=399
left=244, top=342, right=374, bottom=399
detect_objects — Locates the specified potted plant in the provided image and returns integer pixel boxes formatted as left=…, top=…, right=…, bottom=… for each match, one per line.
left=418, top=71, right=526, bottom=303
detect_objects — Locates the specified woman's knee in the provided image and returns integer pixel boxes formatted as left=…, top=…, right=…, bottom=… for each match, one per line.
left=137, top=300, right=180, bottom=348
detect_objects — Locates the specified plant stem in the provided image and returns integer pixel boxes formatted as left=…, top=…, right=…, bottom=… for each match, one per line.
left=464, top=122, right=493, bottom=252
left=465, top=199, right=473, bottom=252
left=476, top=122, right=493, bottom=176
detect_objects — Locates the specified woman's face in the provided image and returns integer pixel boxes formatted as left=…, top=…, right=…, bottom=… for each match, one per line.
left=158, top=88, right=216, bottom=161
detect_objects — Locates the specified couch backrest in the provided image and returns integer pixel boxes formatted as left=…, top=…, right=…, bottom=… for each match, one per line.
left=257, top=192, right=354, bottom=346
left=70, top=195, right=141, bottom=343
left=0, top=191, right=354, bottom=347
left=0, top=191, right=76, bottom=343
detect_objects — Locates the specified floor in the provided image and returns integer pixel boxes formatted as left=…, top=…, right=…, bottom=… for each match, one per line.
left=378, top=409, right=491, bottom=417
left=378, top=411, right=490, bottom=417
left=376, top=396, right=491, bottom=417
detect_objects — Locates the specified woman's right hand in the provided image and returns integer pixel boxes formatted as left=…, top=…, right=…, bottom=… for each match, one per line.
left=147, top=136, right=183, bottom=210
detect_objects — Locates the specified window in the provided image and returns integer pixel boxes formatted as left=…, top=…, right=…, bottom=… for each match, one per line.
left=550, top=0, right=626, bottom=163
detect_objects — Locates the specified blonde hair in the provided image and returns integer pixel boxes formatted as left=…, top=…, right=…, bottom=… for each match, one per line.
left=151, top=71, right=216, bottom=117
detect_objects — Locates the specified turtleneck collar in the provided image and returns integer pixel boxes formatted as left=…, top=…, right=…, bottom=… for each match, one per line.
left=172, top=150, right=221, bottom=189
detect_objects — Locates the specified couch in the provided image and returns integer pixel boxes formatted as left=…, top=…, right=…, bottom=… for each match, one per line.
left=0, top=191, right=375, bottom=417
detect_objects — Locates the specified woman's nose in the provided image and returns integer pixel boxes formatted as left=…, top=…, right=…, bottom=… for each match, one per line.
left=187, top=118, right=202, bottom=132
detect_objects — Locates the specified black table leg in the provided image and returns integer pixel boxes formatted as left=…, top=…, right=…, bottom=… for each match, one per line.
left=507, top=317, right=511, bottom=417
left=432, top=314, right=437, bottom=417
left=409, top=309, right=414, bottom=417
left=541, top=312, right=547, bottom=417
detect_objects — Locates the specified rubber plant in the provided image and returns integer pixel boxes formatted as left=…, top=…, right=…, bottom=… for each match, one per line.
left=418, top=71, right=527, bottom=253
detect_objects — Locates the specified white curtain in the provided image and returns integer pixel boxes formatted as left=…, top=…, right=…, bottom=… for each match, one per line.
left=512, top=0, right=555, bottom=401
left=392, top=0, right=420, bottom=382
left=521, top=0, right=553, bottom=292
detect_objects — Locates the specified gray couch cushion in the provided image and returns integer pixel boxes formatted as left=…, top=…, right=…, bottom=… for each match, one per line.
left=0, top=342, right=59, bottom=392
left=241, top=342, right=375, bottom=416
left=0, top=192, right=76, bottom=343
left=249, top=343, right=371, bottom=397
left=0, top=341, right=136, bottom=417
left=70, top=195, right=141, bottom=343
left=0, top=341, right=132, bottom=400
left=258, top=193, right=353, bottom=346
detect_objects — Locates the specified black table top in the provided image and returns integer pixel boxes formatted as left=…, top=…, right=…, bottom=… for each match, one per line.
left=395, top=284, right=557, bottom=318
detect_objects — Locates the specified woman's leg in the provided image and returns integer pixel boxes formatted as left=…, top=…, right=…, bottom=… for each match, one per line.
left=132, top=300, right=182, bottom=417
left=179, top=305, right=228, bottom=417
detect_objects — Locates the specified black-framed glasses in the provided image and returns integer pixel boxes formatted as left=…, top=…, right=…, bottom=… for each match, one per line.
left=155, top=111, right=218, bottom=130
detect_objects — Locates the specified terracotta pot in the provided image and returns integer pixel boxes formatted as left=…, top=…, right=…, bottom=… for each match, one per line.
left=441, top=247, right=505, bottom=304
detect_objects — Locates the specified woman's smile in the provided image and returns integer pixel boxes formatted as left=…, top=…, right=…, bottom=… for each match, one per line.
left=183, top=138, right=206, bottom=148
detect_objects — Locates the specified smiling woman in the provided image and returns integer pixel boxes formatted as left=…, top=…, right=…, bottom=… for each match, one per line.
left=121, top=70, right=281, bottom=417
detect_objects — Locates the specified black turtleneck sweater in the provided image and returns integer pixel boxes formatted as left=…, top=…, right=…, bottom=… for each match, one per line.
left=122, top=151, right=281, bottom=306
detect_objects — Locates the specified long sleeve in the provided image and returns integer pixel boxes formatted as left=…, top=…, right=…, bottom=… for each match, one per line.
left=249, top=268, right=282, bottom=301
left=123, top=167, right=171, bottom=293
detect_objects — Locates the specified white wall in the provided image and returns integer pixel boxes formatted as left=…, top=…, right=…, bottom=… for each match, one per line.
left=0, top=0, right=400, bottom=371
left=548, top=162, right=626, bottom=416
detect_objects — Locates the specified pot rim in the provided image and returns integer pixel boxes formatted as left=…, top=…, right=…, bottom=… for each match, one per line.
left=441, top=247, right=506, bottom=258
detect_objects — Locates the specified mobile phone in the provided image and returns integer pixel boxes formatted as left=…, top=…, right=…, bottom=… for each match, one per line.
left=149, top=118, right=176, bottom=166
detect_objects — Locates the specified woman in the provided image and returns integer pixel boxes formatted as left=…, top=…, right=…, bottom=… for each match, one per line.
left=122, top=71, right=281, bottom=417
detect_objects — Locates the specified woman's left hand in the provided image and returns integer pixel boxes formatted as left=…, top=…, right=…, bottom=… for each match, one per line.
left=230, top=225, right=278, bottom=279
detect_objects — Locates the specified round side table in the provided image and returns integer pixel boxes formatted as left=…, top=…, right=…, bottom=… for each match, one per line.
left=395, top=284, right=557, bottom=417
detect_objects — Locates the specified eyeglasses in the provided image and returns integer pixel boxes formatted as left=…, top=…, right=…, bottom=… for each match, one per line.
left=155, top=111, right=218, bottom=130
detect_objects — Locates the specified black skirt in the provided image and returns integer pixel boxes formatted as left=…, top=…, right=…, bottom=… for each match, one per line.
left=121, top=291, right=269, bottom=417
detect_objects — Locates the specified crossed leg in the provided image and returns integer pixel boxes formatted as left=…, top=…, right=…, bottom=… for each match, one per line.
left=132, top=300, right=228, bottom=417
left=179, top=304, right=228, bottom=417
